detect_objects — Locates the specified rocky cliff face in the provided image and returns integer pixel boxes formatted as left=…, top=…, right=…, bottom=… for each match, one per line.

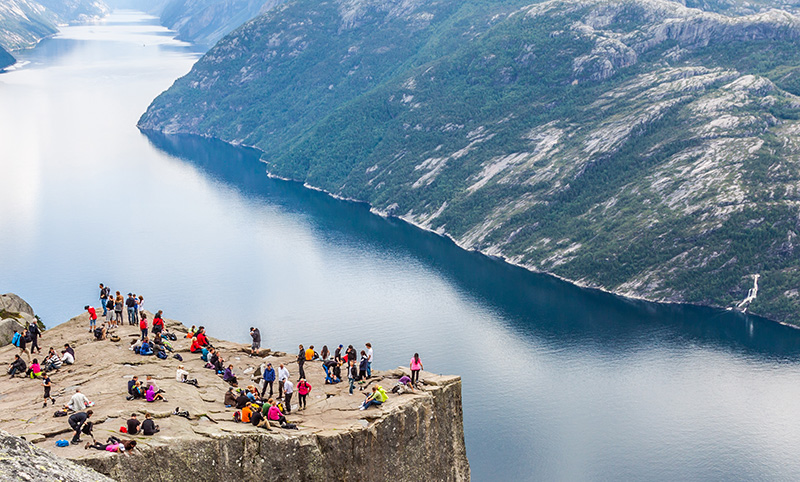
left=0, top=430, right=112, bottom=482
left=0, top=0, right=108, bottom=51
left=0, top=311, right=469, bottom=481
left=78, top=376, right=468, bottom=481
left=139, top=0, right=800, bottom=325
left=160, top=0, right=283, bottom=46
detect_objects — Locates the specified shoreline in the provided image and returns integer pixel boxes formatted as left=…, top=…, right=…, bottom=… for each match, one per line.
left=138, top=128, right=781, bottom=329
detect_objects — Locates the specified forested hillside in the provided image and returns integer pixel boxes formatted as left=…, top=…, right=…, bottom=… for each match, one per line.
left=140, top=0, right=800, bottom=324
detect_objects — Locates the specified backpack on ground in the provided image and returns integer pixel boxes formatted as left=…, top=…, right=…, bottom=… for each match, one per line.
left=110, top=334, right=121, bottom=342
left=55, top=439, right=69, bottom=447
left=233, top=411, right=241, bottom=423
left=173, top=354, right=183, bottom=361
left=53, top=410, right=68, bottom=417
left=156, top=351, right=167, bottom=359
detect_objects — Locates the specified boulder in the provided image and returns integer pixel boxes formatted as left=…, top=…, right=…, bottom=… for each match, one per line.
left=0, top=430, right=112, bottom=482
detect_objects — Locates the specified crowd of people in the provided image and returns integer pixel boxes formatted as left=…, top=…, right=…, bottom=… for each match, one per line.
left=4, top=282, right=427, bottom=451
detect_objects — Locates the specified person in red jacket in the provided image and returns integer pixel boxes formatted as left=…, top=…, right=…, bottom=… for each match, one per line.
left=84, top=305, right=97, bottom=333
left=152, top=310, right=165, bottom=336
left=139, top=313, right=148, bottom=340
left=195, top=327, right=209, bottom=347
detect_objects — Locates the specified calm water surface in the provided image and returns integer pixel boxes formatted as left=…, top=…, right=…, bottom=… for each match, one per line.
left=3, top=12, right=800, bottom=481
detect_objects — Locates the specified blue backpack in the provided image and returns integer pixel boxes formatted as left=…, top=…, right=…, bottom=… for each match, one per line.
left=55, top=440, right=69, bottom=447
left=11, top=332, right=20, bottom=347
left=156, top=351, right=167, bottom=359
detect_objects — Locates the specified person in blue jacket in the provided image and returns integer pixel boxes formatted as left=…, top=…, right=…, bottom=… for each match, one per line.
left=260, top=362, right=276, bottom=399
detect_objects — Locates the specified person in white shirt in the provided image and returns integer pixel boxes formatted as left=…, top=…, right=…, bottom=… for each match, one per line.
left=283, top=378, right=294, bottom=414
left=176, top=365, right=189, bottom=382
left=277, top=363, right=290, bottom=398
left=365, top=343, right=373, bottom=378
left=67, top=389, right=92, bottom=412
left=61, top=350, right=75, bottom=365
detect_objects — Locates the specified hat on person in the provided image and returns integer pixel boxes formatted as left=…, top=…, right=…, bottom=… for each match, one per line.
left=338, top=344, right=343, bottom=348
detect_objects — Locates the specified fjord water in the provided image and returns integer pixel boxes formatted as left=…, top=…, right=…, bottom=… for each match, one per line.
left=4, top=11, right=800, bottom=481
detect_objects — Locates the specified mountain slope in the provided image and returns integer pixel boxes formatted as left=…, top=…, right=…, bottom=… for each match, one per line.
left=0, top=46, right=15, bottom=69
left=0, top=0, right=108, bottom=51
left=159, top=0, right=284, bottom=46
left=140, top=0, right=800, bottom=324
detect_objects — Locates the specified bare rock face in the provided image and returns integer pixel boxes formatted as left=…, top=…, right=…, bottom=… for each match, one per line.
left=79, top=376, right=469, bottom=481
left=0, top=311, right=469, bottom=481
left=0, top=430, right=112, bottom=482
left=0, top=293, right=37, bottom=346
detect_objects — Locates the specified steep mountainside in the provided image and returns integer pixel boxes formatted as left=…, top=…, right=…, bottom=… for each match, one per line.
left=160, top=0, right=284, bottom=46
left=141, top=0, right=800, bottom=325
left=0, top=0, right=108, bottom=51
left=0, top=45, right=15, bottom=69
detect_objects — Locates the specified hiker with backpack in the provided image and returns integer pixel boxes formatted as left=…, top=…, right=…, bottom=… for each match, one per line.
left=28, top=320, right=42, bottom=354
left=99, top=283, right=109, bottom=317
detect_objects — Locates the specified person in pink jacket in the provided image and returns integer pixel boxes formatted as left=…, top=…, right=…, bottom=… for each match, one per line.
left=410, top=353, right=423, bottom=386
left=297, top=379, right=312, bottom=410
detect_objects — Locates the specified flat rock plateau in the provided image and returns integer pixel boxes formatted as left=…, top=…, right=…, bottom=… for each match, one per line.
left=0, top=310, right=469, bottom=481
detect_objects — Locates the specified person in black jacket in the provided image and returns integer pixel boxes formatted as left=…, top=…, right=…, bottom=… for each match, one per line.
left=7, top=354, right=26, bottom=377
left=141, top=413, right=159, bottom=435
left=297, top=345, right=306, bottom=380
left=28, top=321, right=42, bottom=354
left=69, top=410, right=92, bottom=444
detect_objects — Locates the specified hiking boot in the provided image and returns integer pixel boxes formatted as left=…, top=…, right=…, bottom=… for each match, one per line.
left=72, top=439, right=82, bottom=444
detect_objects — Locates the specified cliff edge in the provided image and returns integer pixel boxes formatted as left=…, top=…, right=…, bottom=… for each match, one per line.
left=0, top=310, right=469, bottom=481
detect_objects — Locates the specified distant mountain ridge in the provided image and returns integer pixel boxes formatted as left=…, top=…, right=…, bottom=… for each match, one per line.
left=141, top=0, right=800, bottom=325
left=0, top=0, right=108, bottom=51
left=159, top=0, right=283, bottom=46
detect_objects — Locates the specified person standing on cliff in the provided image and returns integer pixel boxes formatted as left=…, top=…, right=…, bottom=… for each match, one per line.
left=99, top=283, right=109, bottom=317
left=365, top=343, right=373, bottom=378
left=250, top=327, right=261, bottom=357
left=297, top=344, right=306, bottom=379
left=114, top=291, right=124, bottom=324
left=126, top=293, right=136, bottom=325
left=85, top=305, right=97, bottom=333
left=139, top=313, right=149, bottom=340
left=28, top=320, right=42, bottom=355
left=347, top=359, right=357, bottom=395
left=260, top=362, right=275, bottom=399
left=42, top=375, right=55, bottom=407
left=277, top=363, right=289, bottom=398
left=283, top=378, right=294, bottom=413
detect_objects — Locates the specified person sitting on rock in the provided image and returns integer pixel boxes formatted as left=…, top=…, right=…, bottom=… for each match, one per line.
left=235, top=389, right=250, bottom=409
left=127, top=376, right=140, bottom=400
left=208, top=348, right=219, bottom=368
left=93, top=323, right=107, bottom=341
left=189, top=335, right=204, bottom=353
left=126, top=414, right=140, bottom=435
left=359, top=385, right=388, bottom=411
left=223, top=364, right=238, bottom=387
left=60, top=349, right=74, bottom=366
left=224, top=386, right=237, bottom=407
left=141, top=413, right=159, bottom=435
left=7, top=354, right=27, bottom=378
left=139, top=337, right=153, bottom=356
left=176, top=365, right=189, bottom=382
left=201, top=346, right=210, bottom=362
left=213, top=355, right=225, bottom=374
left=250, top=403, right=271, bottom=430
left=86, top=437, right=136, bottom=454
left=241, top=402, right=254, bottom=423
left=267, top=398, right=287, bottom=425
left=25, top=358, right=42, bottom=378
left=145, top=384, right=166, bottom=402
left=67, top=389, right=93, bottom=412
left=44, top=348, right=62, bottom=372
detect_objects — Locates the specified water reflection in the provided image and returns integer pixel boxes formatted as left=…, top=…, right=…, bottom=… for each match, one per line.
left=143, top=130, right=800, bottom=361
